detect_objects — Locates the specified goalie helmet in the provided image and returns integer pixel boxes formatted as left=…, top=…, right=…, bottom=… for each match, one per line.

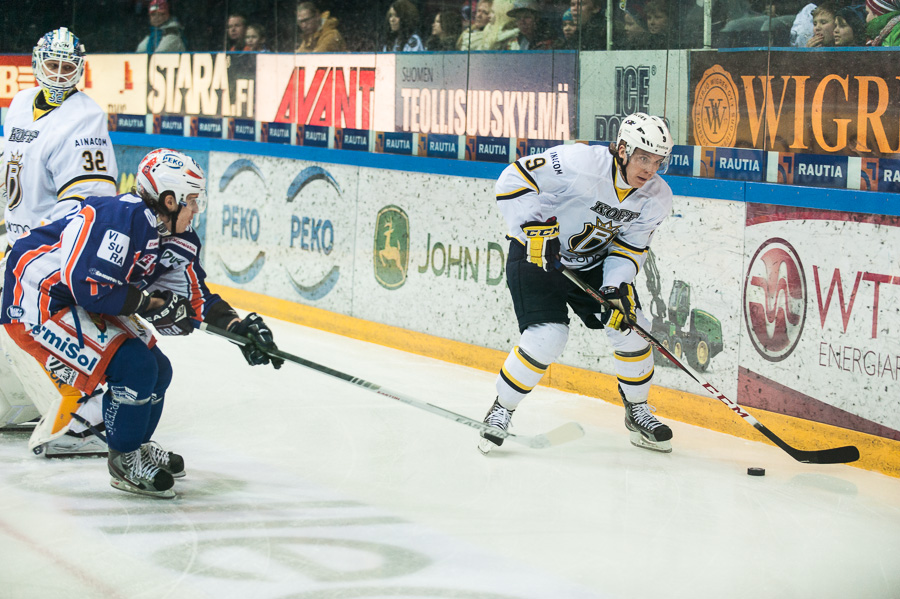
left=616, top=113, right=673, bottom=173
left=136, top=149, right=208, bottom=217
left=32, top=28, right=86, bottom=105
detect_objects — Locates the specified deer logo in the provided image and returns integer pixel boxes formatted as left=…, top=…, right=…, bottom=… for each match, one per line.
left=373, top=206, right=409, bottom=290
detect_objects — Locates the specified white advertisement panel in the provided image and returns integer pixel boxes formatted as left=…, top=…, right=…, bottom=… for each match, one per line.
left=739, top=205, right=900, bottom=439
left=204, top=152, right=360, bottom=315
left=351, top=169, right=517, bottom=349
left=77, top=54, right=148, bottom=115
left=255, top=54, right=395, bottom=132
left=577, top=50, right=689, bottom=144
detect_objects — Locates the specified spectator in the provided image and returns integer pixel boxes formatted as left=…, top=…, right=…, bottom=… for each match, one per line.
left=807, top=1, right=838, bottom=46
left=507, top=0, right=555, bottom=49
left=136, top=0, right=186, bottom=53
left=383, top=0, right=425, bottom=51
left=644, top=0, right=671, bottom=48
left=554, top=8, right=578, bottom=48
left=461, top=0, right=479, bottom=30
left=865, top=0, right=900, bottom=45
left=296, top=2, right=347, bottom=52
left=790, top=3, right=817, bottom=46
left=226, top=14, right=248, bottom=51
left=571, top=0, right=607, bottom=49
left=245, top=23, right=268, bottom=52
left=459, top=0, right=519, bottom=50
left=619, top=5, right=651, bottom=49
left=426, top=9, right=464, bottom=50
left=833, top=5, right=867, bottom=44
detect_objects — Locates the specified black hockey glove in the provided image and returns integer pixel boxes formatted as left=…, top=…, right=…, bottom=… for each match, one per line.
left=600, top=283, right=638, bottom=331
left=522, top=217, right=560, bottom=272
left=228, top=313, right=283, bottom=369
left=139, top=290, right=196, bottom=336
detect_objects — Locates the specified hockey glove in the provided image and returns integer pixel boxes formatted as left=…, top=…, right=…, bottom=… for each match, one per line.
left=228, top=313, right=284, bottom=369
left=140, top=290, right=196, bottom=336
left=600, top=283, right=638, bottom=331
left=522, top=217, right=560, bottom=272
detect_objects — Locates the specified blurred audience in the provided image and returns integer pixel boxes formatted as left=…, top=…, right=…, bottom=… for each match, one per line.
left=426, top=9, right=464, bottom=50
left=554, top=8, right=579, bottom=48
left=571, top=0, right=607, bottom=49
left=790, top=3, right=817, bottom=46
left=619, top=5, right=651, bottom=49
left=507, top=0, right=555, bottom=49
left=226, top=14, right=248, bottom=51
left=383, top=0, right=425, bottom=51
left=644, top=0, right=672, bottom=48
left=136, top=0, right=186, bottom=53
left=458, top=0, right=519, bottom=50
left=296, top=1, right=347, bottom=52
left=866, top=0, right=900, bottom=45
left=807, top=2, right=838, bottom=46
left=245, top=23, right=268, bottom=52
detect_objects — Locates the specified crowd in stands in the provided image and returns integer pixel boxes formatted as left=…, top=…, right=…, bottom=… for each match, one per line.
left=3, top=0, right=900, bottom=54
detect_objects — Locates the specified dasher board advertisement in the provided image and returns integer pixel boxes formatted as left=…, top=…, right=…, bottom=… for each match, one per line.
left=256, top=54, right=395, bottom=133
left=690, top=50, right=900, bottom=156
left=395, top=52, right=576, bottom=140
left=146, top=53, right=256, bottom=118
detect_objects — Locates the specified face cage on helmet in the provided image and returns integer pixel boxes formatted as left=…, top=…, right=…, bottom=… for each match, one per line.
left=33, top=49, right=84, bottom=99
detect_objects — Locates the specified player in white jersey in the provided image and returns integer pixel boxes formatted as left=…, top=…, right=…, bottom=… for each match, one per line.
left=479, top=113, right=676, bottom=454
left=0, top=27, right=118, bottom=457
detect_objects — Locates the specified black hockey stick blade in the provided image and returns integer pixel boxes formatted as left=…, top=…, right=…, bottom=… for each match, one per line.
left=559, top=267, right=860, bottom=465
left=199, top=323, right=584, bottom=450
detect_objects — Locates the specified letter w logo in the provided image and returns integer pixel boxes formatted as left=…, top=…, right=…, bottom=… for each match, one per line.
left=704, top=99, right=724, bottom=134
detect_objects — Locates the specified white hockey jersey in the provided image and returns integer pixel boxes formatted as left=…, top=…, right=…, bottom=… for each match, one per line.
left=495, top=143, right=673, bottom=288
left=2, top=87, right=118, bottom=247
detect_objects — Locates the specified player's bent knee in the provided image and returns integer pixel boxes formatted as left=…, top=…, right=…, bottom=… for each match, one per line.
left=519, top=322, right=569, bottom=366
left=105, top=339, right=160, bottom=401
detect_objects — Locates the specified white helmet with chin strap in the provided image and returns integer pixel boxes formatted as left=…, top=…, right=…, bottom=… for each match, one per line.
left=32, top=27, right=86, bottom=106
left=616, top=112, right=673, bottom=174
left=136, top=149, right=207, bottom=234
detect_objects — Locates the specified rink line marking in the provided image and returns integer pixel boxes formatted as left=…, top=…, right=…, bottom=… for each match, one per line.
left=209, top=283, right=900, bottom=478
left=0, top=517, right=126, bottom=598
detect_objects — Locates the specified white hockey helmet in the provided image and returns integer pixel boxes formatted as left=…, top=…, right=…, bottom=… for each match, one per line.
left=616, top=113, right=673, bottom=173
left=32, top=28, right=86, bottom=105
left=136, top=149, right=208, bottom=215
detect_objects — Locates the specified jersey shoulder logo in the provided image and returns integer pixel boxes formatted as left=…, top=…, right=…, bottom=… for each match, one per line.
left=97, top=229, right=130, bottom=267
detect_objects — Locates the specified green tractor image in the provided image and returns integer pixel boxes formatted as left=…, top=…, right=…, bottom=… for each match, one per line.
left=643, top=250, right=724, bottom=372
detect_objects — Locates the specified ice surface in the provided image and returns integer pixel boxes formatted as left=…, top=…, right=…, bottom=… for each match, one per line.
left=1, top=316, right=898, bottom=599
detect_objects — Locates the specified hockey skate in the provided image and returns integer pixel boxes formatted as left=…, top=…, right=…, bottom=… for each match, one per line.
left=108, top=447, right=175, bottom=498
left=621, top=387, right=672, bottom=453
left=39, top=426, right=108, bottom=458
left=478, top=397, right=514, bottom=455
left=141, top=440, right=185, bottom=478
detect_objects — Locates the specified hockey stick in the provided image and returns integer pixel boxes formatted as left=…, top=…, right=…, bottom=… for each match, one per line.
left=199, top=323, right=584, bottom=450
left=560, top=267, right=859, bottom=465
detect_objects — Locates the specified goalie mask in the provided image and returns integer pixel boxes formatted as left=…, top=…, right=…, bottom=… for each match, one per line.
left=616, top=113, right=673, bottom=174
left=33, top=28, right=86, bottom=106
left=136, top=149, right=208, bottom=234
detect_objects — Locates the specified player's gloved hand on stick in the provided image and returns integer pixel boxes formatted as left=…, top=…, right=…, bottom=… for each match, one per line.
left=140, top=290, right=196, bottom=336
left=600, top=283, right=638, bottom=330
left=522, top=217, right=560, bottom=272
left=228, top=313, right=284, bottom=369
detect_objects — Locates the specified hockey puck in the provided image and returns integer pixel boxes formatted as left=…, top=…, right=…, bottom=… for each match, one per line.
left=747, top=467, right=766, bottom=476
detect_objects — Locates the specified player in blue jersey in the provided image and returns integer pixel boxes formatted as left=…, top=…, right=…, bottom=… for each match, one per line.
left=1, top=148, right=282, bottom=498
left=479, top=113, right=676, bottom=455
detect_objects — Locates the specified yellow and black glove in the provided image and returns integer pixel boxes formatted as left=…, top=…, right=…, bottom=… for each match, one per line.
left=600, top=283, right=638, bottom=330
left=522, top=217, right=560, bottom=272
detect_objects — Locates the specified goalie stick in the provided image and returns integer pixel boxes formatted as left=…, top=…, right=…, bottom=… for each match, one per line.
left=560, top=267, right=859, bottom=465
left=199, top=323, right=584, bottom=450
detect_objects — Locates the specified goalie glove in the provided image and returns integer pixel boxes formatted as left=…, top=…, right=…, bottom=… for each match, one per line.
left=522, top=217, right=560, bottom=272
left=228, top=313, right=284, bottom=369
left=139, top=290, right=196, bottom=336
left=600, top=283, right=638, bottom=331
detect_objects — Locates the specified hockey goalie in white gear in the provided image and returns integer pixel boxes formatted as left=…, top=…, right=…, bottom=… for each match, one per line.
left=0, top=27, right=116, bottom=457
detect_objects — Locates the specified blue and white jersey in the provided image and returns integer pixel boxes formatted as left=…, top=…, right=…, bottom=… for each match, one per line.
left=495, top=143, right=673, bottom=288
left=1, top=193, right=223, bottom=327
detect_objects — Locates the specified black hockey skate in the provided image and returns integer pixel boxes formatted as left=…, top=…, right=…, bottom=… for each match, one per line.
left=108, top=448, right=176, bottom=499
left=141, top=441, right=185, bottom=478
left=478, top=397, right=514, bottom=455
left=620, top=386, right=673, bottom=453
